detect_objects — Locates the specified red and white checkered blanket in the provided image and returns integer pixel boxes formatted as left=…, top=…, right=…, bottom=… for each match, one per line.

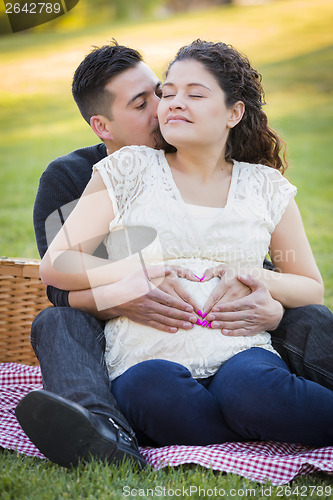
left=1, top=362, right=332, bottom=485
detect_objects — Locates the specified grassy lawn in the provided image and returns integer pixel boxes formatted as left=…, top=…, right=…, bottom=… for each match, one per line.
left=0, top=0, right=332, bottom=494
left=1, top=449, right=333, bottom=499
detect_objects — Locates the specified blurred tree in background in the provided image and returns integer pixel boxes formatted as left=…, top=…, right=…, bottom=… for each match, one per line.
left=86, top=0, right=235, bottom=20
left=0, top=0, right=237, bottom=35
left=166, top=0, right=232, bottom=12
left=83, top=0, right=235, bottom=21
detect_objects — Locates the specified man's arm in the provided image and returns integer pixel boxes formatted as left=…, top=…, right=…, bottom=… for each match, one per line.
left=34, top=145, right=106, bottom=307
left=68, top=275, right=199, bottom=333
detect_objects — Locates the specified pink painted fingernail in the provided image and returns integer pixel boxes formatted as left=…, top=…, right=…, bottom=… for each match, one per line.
left=196, top=319, right=203, bottom=326
left=200, top=275, right=205, bottom=282
left=201, top=320, right=208, bottom=327
left=197, top=310, right=203, bottom=317
left=207, top=322, right=212, bottom=328
left=202, top=312, right=207, bottom=319
left=194, top=275, right=201, bottom=280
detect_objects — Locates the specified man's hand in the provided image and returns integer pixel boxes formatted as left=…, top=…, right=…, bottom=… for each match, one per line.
left=205, top=274, right=284, bottom=336
left=100, top=266, right=200, bottom=333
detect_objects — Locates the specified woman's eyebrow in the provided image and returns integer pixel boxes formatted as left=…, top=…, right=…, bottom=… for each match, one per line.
left=163, top=82, right=212, bottom=91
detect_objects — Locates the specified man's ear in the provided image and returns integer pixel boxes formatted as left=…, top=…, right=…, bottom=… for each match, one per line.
left=90, top=115, right=113, bottom=141
left=227, top=101, right=245, bottom=129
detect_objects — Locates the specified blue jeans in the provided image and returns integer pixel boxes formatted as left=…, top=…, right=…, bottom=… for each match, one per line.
left=112, top=349, right=333, bottom=448
left=31, top=305, right=333, bottom=435
left=30, top=307, right=132, bottom=432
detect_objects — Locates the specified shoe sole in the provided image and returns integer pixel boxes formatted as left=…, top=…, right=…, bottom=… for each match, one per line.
left=15, top=391, right=147, bottom=469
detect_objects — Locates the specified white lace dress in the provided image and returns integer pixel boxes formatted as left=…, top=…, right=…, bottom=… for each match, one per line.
left=93, top=145, right=297, bottom=381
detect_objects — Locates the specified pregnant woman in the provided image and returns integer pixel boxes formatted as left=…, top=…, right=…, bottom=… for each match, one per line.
left=41, top=40, right=333, bottom=448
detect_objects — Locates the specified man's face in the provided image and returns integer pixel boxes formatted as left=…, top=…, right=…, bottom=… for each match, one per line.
left=105, top=62, right=164, bottom=152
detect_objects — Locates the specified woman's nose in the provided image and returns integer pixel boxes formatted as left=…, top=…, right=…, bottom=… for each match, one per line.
left=169, top=97, right=185, bottom=110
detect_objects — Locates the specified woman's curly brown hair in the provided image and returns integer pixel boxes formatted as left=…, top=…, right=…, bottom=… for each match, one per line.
left=168, top=40, right=287, bottom=172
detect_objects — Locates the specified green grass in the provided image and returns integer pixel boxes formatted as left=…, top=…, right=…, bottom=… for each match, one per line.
left=259, top=44, right=333, bottom=308
left=0, top=0, right=332, bottom=492
left=1, top=449, right=333, bottom=499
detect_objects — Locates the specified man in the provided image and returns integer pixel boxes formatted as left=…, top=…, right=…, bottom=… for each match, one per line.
left=15, top=41, right=333, bottom=469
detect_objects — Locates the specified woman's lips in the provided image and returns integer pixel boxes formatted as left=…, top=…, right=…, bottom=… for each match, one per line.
left=166, top=115, right=192, bottom=124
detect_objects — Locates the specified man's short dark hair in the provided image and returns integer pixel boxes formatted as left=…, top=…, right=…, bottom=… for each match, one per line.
left=72, top=40, right=143, bottom=124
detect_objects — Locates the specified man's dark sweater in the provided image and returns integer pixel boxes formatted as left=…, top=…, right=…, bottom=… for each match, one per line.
left=33, top=143, right=107, bottom=307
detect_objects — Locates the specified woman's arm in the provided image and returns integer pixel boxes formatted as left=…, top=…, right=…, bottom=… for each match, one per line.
left=40, top=171, right=141, bottom=291
left=252, top=199, right=324, bottom=307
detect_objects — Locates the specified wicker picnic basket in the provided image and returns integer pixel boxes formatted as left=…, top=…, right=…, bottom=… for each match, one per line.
left=0, top=257, right=51, bottom=365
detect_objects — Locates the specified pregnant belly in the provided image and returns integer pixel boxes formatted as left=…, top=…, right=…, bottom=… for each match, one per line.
left=104, top=258, right=275, bottom=380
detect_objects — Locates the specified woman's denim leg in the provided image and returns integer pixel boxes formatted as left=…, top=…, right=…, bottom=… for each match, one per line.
left=210, top=348, right=333, bottom=447
left=112, top=359, right=245, bottom=446
left=112, top=351, right=333, bottom=448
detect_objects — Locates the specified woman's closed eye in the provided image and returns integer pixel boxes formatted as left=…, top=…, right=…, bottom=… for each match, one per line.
left=162, top=94, right=203, bottom=99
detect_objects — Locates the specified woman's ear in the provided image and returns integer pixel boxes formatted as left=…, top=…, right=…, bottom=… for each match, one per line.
left=90, top=115, right=113, bottom=141
left=227, top=101, right=245, bottom=129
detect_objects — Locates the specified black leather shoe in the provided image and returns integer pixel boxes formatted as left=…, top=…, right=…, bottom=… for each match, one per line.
left=15, top=390, right=147, bottom=469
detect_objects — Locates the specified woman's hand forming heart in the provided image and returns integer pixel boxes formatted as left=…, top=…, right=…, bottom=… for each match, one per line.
left=201, top=264, right=251, bottom=317
left=199, top=264, right=284, bottom=336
